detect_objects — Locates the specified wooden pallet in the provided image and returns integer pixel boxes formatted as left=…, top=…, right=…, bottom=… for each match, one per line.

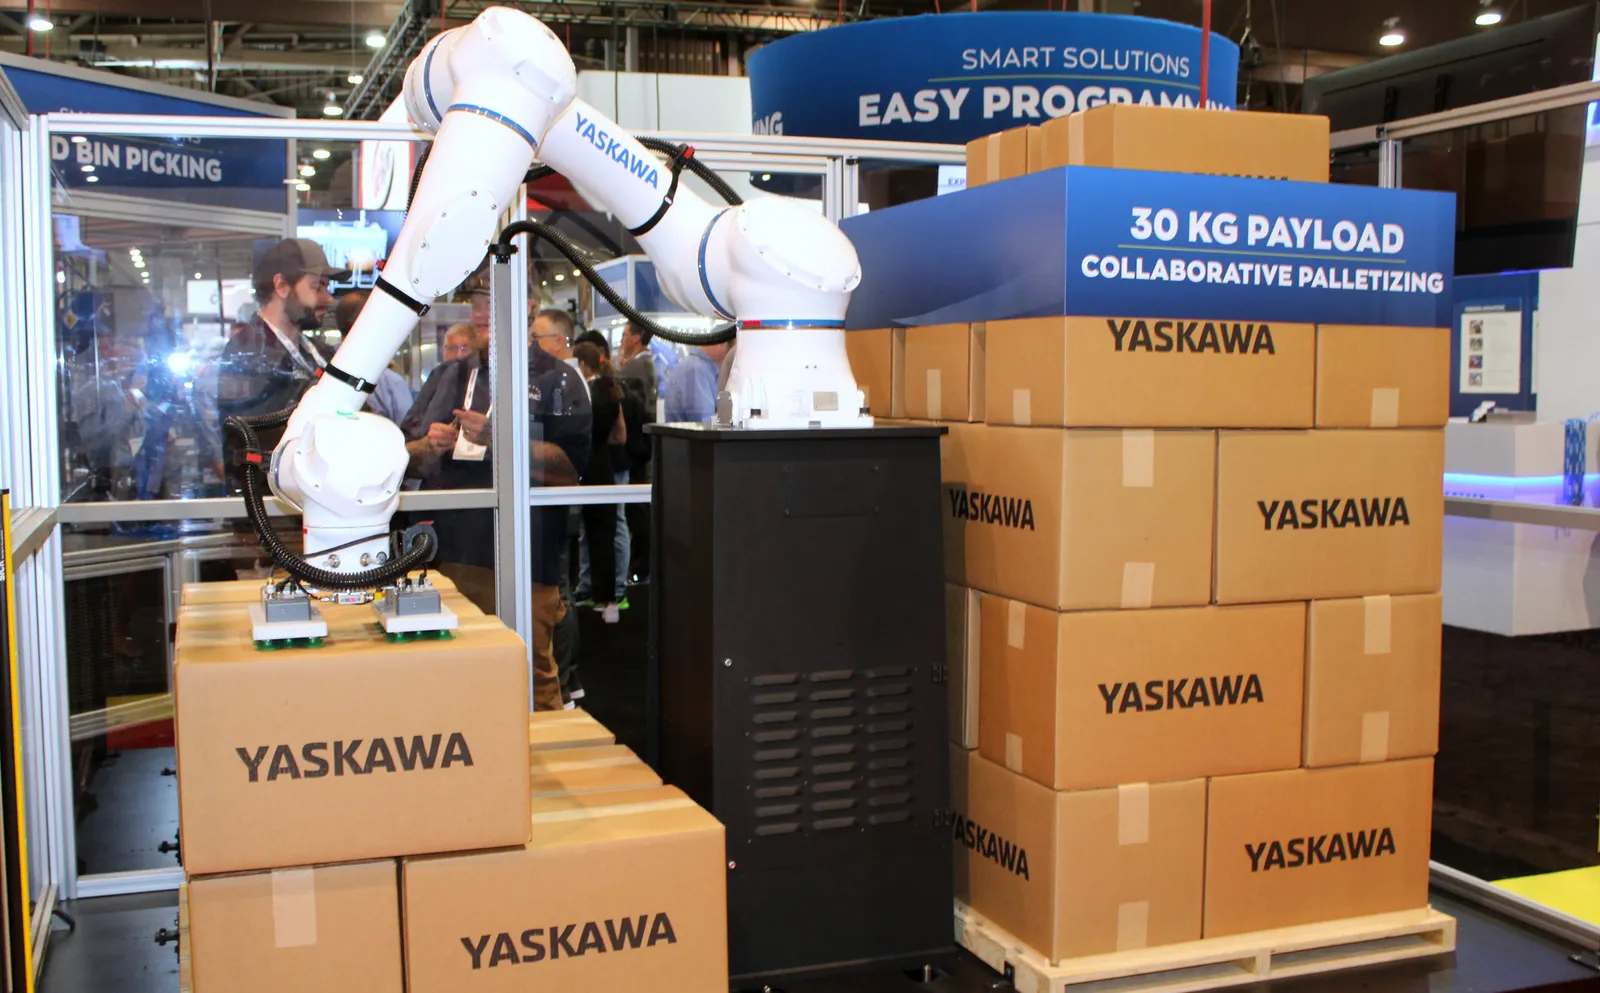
left=955, top=902, right=1456, bottom=993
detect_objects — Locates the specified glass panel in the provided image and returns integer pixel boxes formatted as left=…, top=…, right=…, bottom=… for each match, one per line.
left=858, top=160, right=950, bottom=211
left=1331, top=144, right=1382, bottom=186
left=62, top=519, right=302, bottom=880
left=56, top=214, right=260, bottom=503
left=1400, top=107, right=1587, bottom=275
left=50, top=133, right=478, bottom=505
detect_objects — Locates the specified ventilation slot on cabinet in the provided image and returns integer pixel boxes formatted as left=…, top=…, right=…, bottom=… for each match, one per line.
left=745, top=666, right=921, bottom=843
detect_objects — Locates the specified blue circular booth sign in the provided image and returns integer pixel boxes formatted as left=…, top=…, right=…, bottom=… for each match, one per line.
left=749, top=12, right=1239, bottom=145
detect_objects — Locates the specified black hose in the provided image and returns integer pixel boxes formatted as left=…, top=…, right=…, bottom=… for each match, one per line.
left=225, top=411, right=437, bottom=591
left=635, top=136, right=744, bottom=206
left=493, top=219, right=736, bottom=346
left=406, top=143, right=431, bottom=214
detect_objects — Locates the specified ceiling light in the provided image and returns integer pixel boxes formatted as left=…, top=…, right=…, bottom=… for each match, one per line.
left=761, top=173, right=772, bottom=181
left=312, top=148, right=331, bottom=160
left=1379, top=17, right=1405, bottom=47
left=194, top=271, right=203, bottom=279
left=572, top=269, right=580, bottom=277
left=56, top=271, right=65, bottom=285
left=129, top=249, right=141, bottom=257
left=1475, top=3, right=1502, bottom=25
left=27, top=16, right=53, bottom=32
left=323, top=103, right=344, bottom=117
left=134, top=260, right=145, bottom=269
left=554, top=274, right=565, bottom=281
left=348, top=73, right=364, bottom=85
left=80, top=165, right=94, bottom=173
left=365, top=32, right=385, bottom=48
left=85, top=175, right=99, bottom=183
left=296, top=181, right=312, bottom=192
left=299, top=164, right=317, bottom=177
left=70, top=135, right=88, bottom=144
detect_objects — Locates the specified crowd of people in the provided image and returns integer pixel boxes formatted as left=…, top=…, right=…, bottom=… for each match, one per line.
left=67, top=236, right=727, bottom=711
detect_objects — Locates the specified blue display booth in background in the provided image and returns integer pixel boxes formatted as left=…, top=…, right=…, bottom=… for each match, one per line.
left=748, top=11, right=1239, bottom=144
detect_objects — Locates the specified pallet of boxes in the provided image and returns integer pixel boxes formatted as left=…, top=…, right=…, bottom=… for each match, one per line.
left=882, top=104, right=1456, bottom=993
left=171, top=579, right=726, bottom=992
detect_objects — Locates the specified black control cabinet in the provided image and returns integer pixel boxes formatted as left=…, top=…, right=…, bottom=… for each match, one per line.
left=646, top=424, right=953, bottom=987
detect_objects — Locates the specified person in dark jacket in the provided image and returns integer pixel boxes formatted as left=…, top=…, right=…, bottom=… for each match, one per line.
left=216, top=238, right=348, bottom=486
left=572, top=341, right=626, bottom=623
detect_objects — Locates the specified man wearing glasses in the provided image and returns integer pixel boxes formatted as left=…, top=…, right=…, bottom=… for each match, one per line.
left=218, top=238, right=348, bottom=489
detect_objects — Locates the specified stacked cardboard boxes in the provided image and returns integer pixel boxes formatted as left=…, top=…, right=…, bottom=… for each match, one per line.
left=928, top=106, right=1448, bottom=961
left=174, top=584, right=727, bottom=992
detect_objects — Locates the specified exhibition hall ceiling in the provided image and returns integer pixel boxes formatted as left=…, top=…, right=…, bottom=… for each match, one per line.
left=0, top=0, right=1583, bottom=116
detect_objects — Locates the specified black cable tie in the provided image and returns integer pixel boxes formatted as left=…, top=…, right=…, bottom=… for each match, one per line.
left=323, top=363, right=379, bottom=395
left=626, top=144, right=694, bottom=238
left=373, top=274, right=431, bottom=317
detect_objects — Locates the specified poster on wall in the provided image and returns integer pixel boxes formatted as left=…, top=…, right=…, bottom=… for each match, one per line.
left=1459, top=305, right=1522, bottom=394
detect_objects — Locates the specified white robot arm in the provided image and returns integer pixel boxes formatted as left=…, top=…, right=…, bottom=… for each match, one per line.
left=268, top=6, right=869, bottom=582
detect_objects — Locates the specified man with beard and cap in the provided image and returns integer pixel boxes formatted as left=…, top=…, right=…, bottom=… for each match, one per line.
left=217, top=238, right=349, bottom=487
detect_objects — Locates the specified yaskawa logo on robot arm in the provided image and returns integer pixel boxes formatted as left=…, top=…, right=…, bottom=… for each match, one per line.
left=573, top=111, right=660, bottom=189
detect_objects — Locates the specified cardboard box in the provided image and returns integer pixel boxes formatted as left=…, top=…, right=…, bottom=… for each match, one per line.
left=986, top=317, right=1315, bottom=429
left=175, top=604, right=531, bottom=876
left=966, top=126, right=1030, bottom=187
left=528, top=744, right=662, bottom=797
left=1306, top=594, right=1441, bottom=768
left=188, top=859, right=403, bottom=993
left=935, top=420, right=986, bottom=586
left=1034, top=105, right=1330, bottom=181
left=946, top=585, right=981, bottom=749
left=1316, top=326, right=1450, bottom=428
left=402, top=786, right=727, bottom=993
left=528, top=709, right=616, bottom=751
left=949, top=425, right=1216, bottom=610
left=845, top=327, right=901, bottom=418
left=953, top=750, right=1206, bottom=962
left=1029, top=118, right=1069, bottom=174
left=903, top=323, right=986, bottom=422
left=1215, top=430, right=1445, bottom=604
left=980, top=599, right=1305, bottom=792
left=1205, top=759, right=1434, bottom=936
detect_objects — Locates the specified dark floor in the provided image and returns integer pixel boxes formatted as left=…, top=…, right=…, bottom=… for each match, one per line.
left=34, top=888, right=1600, bottom=993
left=74, top=746, right=180, bottom=877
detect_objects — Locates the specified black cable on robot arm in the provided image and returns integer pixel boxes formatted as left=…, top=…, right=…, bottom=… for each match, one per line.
left=223, top=410, right=438, bottom=591
left=492, top=219, right=737, bottom=347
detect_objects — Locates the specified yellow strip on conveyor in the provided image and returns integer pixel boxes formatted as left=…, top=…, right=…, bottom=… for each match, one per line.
left=1494, top=866, right=1600, bottom=926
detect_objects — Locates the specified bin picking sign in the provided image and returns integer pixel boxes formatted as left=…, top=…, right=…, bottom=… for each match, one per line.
left=748, top=11, right=1239, bottom=145
left=2, top=57, right=290, bottom=214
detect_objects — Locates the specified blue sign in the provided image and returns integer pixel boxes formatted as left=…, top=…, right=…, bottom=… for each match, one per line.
left=749, top=12, right=1239, bottom=145
left=2, top=58, right=289, bottom=213
left=842, top=167, right=1457, bottom=329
